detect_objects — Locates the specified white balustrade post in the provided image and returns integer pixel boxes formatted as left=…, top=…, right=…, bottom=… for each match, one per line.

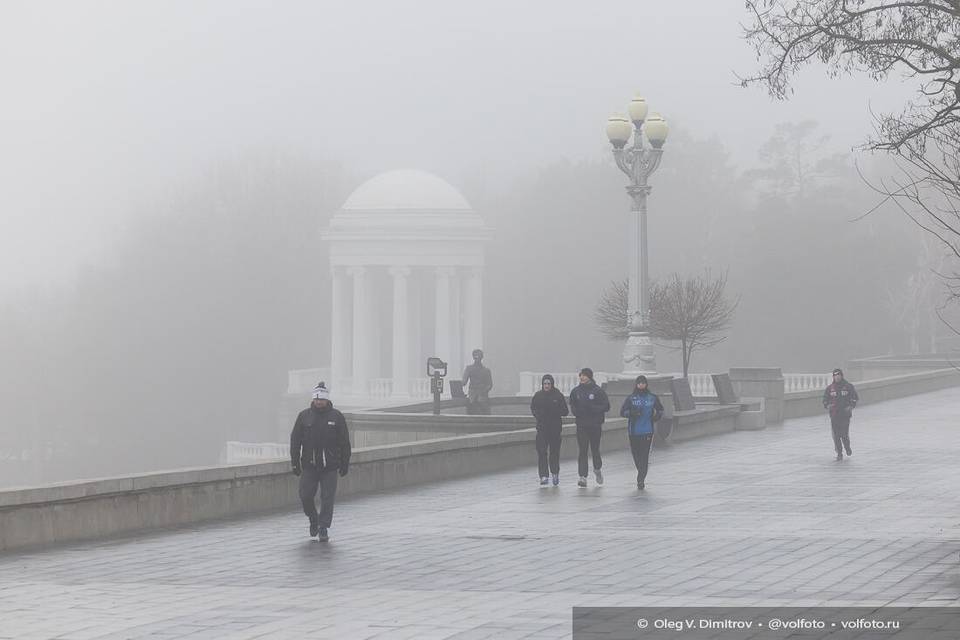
left=434, top=267, right=454, bottom=370
left=389, top=266, right=412, bottom=400
left=348, top=266, right=370, bottom=398
left=450, top=268, right=463, bottom=380
left=463, top=267, right=484, bottom=369
left=330, top=266, right=350, bottom=395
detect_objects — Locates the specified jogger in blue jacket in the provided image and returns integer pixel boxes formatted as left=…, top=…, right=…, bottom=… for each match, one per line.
left=619, top=375, right=664, bottom=490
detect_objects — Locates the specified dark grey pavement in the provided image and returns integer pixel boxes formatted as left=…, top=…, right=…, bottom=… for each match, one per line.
left=2, top=388, right=959, bottom=639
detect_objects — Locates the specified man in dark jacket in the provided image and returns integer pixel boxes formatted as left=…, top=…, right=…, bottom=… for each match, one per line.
left=822, top=368, right=859, bottom=461
left=569, top=367, right=611, bottom=488
left=290, top=382, right=351, bottom=540
left=620, top=375, right=664, bottom=490
left=530, top=374, right=569, bottom=486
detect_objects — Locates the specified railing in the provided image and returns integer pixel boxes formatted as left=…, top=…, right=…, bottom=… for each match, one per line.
left=224, top=441, right=288, bottom=464
left=411, top=378, right=432, bottom=399
left=518, top=371, right=832, bottom=397
left=369, top=378, right=434, bottom=400
left=517, top=371, right=614, bottom=395
left=684, top=374, right=716, bottom=397
left=369, top=378, right=393, bottom=400
left=785, top=373, right=832, bottom=393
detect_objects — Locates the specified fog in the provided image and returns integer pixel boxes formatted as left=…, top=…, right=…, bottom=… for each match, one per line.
left=0, top=1, right=942, bottom=486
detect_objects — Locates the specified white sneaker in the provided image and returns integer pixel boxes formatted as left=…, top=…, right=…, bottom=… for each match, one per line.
left=539, top=476, right=549, bottom=486
left=594, top=468, right=604, bottom=485
left=577, top=477, right=587, bottom=488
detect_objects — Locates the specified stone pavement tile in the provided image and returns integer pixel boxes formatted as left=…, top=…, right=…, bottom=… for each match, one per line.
left=2, top=388, right=960, bottom=638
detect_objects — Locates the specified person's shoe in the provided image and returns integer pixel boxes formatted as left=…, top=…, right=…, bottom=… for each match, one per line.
left=835, top=453, right=843, bottom=461
left=540, top=476, right=549, bottom=486
left=577, top=477, right=588, bottom=488
left=318, top=527, right=329, bottom=541
left=594, top=469, right=604, bottom=485
left=638, top=481, right=645, bottom=490
left=309, top=522, right=319, bottom=537
left=845, top=446, right=852, bottom=456
left=552, top=474, right=559, bottom=486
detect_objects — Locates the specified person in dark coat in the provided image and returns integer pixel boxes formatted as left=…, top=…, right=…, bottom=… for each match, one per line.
left=822, top=368, right=859, bottom=461
left=569, top=367, right=611, bottom=488
left=619, top=375, right=664, bottom=490
left=530, top=374, right=569, bottom=486
left=290, top=382, right=351, bottom=540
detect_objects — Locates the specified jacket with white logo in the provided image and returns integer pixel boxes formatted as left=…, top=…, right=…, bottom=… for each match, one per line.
left=569, top=381, right=611, bottom=428
left=620, top=390, right=664, bottom=436
left=822, top=380, right=859, bottom=418
left=290, top=404, right=351, bottom=472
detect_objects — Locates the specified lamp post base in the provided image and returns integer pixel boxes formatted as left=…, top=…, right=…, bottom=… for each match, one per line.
left=621, top=330, right=657, bottom=375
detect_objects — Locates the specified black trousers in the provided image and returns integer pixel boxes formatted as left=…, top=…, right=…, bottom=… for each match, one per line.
left=299, top=465, right=339, bottom=528
left=630, top=434, right=654, bottom=482
left=576, top=425, right=603, bottom=478
left=536, top=426, right=562, bottom=477
left=831, top=416, right=852, bottom=454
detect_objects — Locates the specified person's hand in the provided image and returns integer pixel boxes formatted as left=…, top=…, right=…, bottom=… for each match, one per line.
left=291, top=465, right=301, bottom=477
left=338, top=467, right=348, bottom=477
left=845, top=406, right=854, bottom=416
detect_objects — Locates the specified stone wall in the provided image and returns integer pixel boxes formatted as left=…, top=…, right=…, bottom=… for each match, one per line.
left=6, top=366, right=960, bottom=553
left=783, top=367, right=960, bottom=420
left=0, top=419, right=625, bottom=553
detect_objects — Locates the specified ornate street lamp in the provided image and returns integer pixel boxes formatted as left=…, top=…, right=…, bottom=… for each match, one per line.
left=606, top=95, right=669, bottom=374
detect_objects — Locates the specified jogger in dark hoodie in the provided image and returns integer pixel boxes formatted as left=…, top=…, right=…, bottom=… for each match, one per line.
left=530, top=374, right=569, bottom=486
left=569, top=368, right=611, bottom=488
left=290, top=382, right=351, bottom=540
left=822, top=368, right=858, bottom=461
left=620, top=375, right=664, bottom=490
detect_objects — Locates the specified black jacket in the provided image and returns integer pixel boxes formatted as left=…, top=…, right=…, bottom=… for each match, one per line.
left=290, top=404, right=352, bottom=472
left=823, top=380, right=859, bottom=418
left=569, top=381, right=611, bottom=428
left=530, top=387, right=569, bottom=430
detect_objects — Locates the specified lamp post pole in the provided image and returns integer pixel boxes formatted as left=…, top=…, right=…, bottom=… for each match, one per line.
left=606, top=100, right=668, bottom=375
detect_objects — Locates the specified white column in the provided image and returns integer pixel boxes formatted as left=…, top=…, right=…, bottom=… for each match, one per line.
left=449, top=268, right=463, bottom=379
left=410, top=270, right=423, bottom=387
left=330, top=266, right=350, bottom=395
left=434, top=266, right=454, bottom=368
left=463, top=266, right=483, bottom=359
left=348, top=266, right=370, bottom=398
left=389, top=266, right=411, bottom=400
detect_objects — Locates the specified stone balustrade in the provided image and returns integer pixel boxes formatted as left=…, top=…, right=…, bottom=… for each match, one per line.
left=517, top=371, right=833, bottom=397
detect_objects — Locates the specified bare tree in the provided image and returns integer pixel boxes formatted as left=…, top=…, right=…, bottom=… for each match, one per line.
left=741, top=1, right=959, bottom=153
left=650, top=272, right=739, bottom=377
left=740, top=1, right=960, bottom=291
left=594, top=272, right=739, bottom=376
left=594, top=279, right=629, bottom=341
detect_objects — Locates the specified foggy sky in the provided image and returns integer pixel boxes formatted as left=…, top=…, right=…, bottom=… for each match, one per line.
left=0, top=0, right=914, bottom=291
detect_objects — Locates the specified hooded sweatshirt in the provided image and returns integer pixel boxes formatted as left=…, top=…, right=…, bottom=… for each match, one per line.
left=530, top=374, right=569, bottom=430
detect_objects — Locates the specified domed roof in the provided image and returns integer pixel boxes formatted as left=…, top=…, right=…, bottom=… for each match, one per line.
left=341, top=169, right=472, bottom=211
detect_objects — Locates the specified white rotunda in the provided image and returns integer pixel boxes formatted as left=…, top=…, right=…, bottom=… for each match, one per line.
left=322, top=169, right=492, bottom=404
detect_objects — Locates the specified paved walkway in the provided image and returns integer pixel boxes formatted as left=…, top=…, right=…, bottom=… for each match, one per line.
left=2, top=388, right=959, bottom=639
